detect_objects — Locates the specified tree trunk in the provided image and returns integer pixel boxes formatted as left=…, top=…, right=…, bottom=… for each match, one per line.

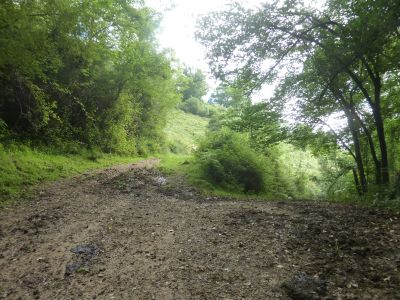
left=351, top=122, right=368, bottom=194
left=352, top=168, right=363, bottom=196
left=344, top=106, right=367, bottom=194
left=350, top=104, right=382, bottom=185
left=346, top=67, right=389, bottom=185
left=372, top=92, right=390, bottom=185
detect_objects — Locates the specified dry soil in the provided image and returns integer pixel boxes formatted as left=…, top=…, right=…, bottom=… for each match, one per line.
left=0, top=160, right=399, bottom=299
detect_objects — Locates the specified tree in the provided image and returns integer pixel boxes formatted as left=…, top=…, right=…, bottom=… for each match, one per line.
left=197, top=0, right=400, bottom=191
left=0, top=0, right=179, bottom=154
left=179, top=67, right=208, bottom=101
left=209, top=84, right=242, bottom=108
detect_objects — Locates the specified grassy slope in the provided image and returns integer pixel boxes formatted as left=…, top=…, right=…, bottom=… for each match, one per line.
left=161, top=109, right=266, bottom=200
left=162, top=109, right=400, bottom=209
left=164, top=108, right=209, bottom=154
left=0, top=145, right=140, bottom=204
left=161, top=110, right=268, bottom=198
left=161, top=110, right=323, bottom=201
left=160, top=109, right=209, bottom=173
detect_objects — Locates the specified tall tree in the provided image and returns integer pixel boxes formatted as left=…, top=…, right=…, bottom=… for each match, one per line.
left=209, top=84, right=248, bottom=108
left=197, top=0, right=400, bottom=189
left=0, top=0, right=179, bottom=153
left=179, top=67, right=208, bottom=101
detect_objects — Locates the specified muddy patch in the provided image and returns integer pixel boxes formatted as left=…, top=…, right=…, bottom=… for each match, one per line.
left=283, top=272, right=327, bottom=300
left=65, top=243, right=101, bottom=276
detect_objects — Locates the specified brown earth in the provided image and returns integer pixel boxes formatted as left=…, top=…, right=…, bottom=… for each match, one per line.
left=0, top=159, right=399, bottom=299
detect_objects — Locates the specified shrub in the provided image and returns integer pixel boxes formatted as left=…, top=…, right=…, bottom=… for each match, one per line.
left=194, top=129, right=266, bottom=193
left=86, top=147, right=104, bottom=161
left=179, top=97, right=209, bottom=117
left=167, top=140, right=187, bottom=154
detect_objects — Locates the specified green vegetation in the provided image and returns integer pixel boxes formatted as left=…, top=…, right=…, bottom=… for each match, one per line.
left=164, top=109, right=209, bottom=154
left=0, top=0, right=179, bottom=155
left=178, top=67, right=208, bottom=102
left=1, top=0, right=399, bottom=208
left=161, top=128, right=327, bottom=200
left=197, top=0, right=400, bottom=204
left=194, top=130, right=267, bottom=193
left=0, top=144, right=140, bottom=204
left=175, top=66, right=220, bottom=117
left=158, top=153, right=192, bottom=175
left=0, top=105, right=210, bottom=205
left=0, top=1, right=209, bottom=205
left=179, top=97, right=214, bottom=117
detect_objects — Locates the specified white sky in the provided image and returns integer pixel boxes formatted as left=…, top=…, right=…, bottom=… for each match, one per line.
left=146, top=0, right=261, bottom=69
left=145, top=0, right=344, bottom=131
left=145, top=0, right=272, bottom=98
left=146, top=0, right=326, bottom=101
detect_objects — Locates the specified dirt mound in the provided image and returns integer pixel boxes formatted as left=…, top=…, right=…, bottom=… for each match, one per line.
left=0, top=160, right=399, bottom=299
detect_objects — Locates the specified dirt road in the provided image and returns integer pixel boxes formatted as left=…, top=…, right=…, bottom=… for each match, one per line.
left=0, top=160, right=399, bottom=299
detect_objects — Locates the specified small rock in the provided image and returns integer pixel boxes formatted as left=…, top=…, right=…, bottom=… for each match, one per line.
left=155, top=176, right=167, bottom=186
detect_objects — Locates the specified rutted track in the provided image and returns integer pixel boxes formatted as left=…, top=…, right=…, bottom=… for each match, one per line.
left=0, top=160, right=399, bottom=299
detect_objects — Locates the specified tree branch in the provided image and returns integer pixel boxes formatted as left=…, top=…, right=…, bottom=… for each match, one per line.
left=316, top=117, right=357, bottom=160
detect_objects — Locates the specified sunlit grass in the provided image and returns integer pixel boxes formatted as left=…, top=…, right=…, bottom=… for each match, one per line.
left=164, top=109, right=209, bottom=153
left=0, top=144, right=140, bottom=205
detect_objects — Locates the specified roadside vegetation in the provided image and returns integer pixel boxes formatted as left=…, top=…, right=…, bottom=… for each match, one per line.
left=0, top=1, right=209, bottom=204
left=0, top=144, right=141, bottom=204
left=194, top=0, right=400, bottom=207
left=1, top=0, right=399, bottom=209
left=1, top=2, right=400, bottom=298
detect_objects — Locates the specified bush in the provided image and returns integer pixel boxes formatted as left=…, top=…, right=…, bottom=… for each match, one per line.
left=194, top=129, right=266, bottom=193
left=167, top=140, right=187, bottom=154
left=179, top=97, right=210, bottom=117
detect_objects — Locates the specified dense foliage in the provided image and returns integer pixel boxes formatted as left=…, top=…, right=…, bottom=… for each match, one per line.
left=194, top=129, right=267, bottom=193
left=197, top=0, right=400, bottom=200
left=178, top=67, right=208, bottom=102
left=175, top=67, right=215, bottom=117
left=192, top=126, right=327, bottom=199
left=0, top=0, right=179, bottom=154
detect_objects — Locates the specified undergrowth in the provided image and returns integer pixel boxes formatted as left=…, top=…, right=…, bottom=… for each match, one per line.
left=158, top=152, right=400, bottom=211
left=158, top=152, right=275, bottom=201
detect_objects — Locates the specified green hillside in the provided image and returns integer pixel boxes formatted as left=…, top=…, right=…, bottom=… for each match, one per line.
left=164, top=109, right=209, bottom=154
